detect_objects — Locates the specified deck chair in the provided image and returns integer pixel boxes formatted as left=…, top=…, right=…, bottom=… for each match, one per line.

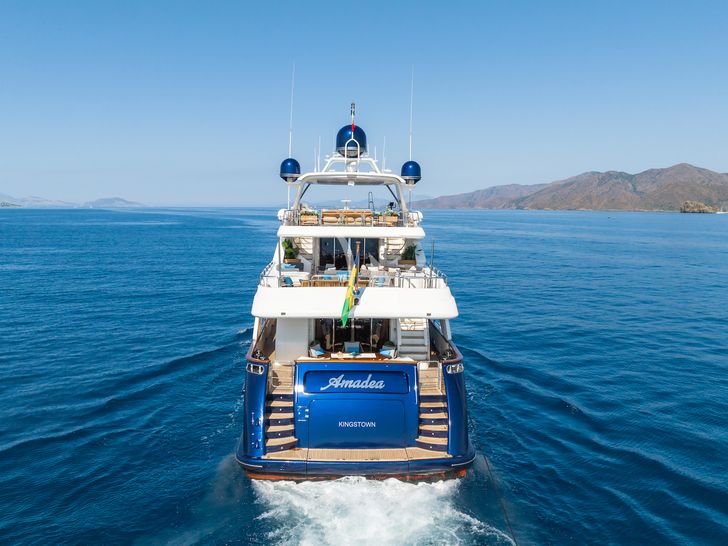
left=380, top=342, right=396, bottom=358
left=343, top=341, right=361, bottom=355
left=309, top=342, right=325, bottom=358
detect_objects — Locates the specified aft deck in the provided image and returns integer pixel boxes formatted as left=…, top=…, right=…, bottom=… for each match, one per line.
left=257, top=346, right=450, bottom=459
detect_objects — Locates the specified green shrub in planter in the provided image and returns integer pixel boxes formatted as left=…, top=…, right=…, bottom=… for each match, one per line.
left=400, top=244, right=417, bottom=264
left=282, top=239, right=299, bottom=261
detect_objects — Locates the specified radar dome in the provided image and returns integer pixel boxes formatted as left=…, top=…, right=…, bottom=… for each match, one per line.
left=400, top=160, right=421, bottom=184
left=279, top=158, right=300, bottom=183
left=336, top=125, right=367, bottom=158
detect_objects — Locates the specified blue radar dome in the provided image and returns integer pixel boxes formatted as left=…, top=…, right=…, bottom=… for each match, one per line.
left=401, top=160, right=422, bottom=184
left=279, top=158, right=301, bottom=183
left=336, top=125, right=367, bottom=157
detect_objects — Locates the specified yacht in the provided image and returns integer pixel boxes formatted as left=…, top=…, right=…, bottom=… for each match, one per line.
left=236, top=110, right=474, bottom=480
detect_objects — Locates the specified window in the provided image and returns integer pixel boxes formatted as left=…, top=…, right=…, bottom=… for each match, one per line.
left=318, top=238, right=379, bottom=270
left=319, top=238, right=348, bottom=269
left=351, top=238, right=379, bottom=266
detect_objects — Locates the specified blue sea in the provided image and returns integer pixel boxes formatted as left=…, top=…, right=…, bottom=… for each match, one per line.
left=1, top=208, right=727, bottom=545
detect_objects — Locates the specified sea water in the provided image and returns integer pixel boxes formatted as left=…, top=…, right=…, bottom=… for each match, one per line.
left=1, top=208, right=726, bottom=545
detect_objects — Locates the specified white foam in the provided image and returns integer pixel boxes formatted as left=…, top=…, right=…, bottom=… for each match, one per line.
left=253, top=476, right=513, bottom=546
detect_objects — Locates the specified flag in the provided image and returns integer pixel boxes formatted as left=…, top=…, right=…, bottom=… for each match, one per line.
left=341, top=242, right=360, bottom=327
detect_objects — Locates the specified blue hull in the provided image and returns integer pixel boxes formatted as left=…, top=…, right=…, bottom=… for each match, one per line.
left=237, top=344, right=473, bottom=480
left=235, top=448, right=476, bottom=480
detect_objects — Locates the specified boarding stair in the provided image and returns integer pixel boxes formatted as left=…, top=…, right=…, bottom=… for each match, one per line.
left=264, top=363, right=297, bottom=453
left=415, top=361, right=449, bottom=452
left=382, top=237, right=407, bottom=263
left=398, top=318, right=431, bottom=362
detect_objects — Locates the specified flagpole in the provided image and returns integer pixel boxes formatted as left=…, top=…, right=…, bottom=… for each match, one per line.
left=341, top=240, right=361, bottom=328
left=351, top=241, right=360, bottom=341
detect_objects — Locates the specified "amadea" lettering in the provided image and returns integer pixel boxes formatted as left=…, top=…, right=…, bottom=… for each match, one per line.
left=320, top=373, right=385, bottom=391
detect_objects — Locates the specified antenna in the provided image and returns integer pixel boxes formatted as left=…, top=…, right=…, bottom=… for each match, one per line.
left=408, top=66, right=414, bottom=161
left=382, top=136, right=387, bottom=170
left=317, top=136, right=321, bottom=171
left=429, top=239, right=435, bottom=286
left=288, top=63, right=295, bottom=157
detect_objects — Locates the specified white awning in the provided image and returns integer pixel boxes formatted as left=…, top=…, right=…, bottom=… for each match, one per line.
left=251, top=286, right=458, bottom=319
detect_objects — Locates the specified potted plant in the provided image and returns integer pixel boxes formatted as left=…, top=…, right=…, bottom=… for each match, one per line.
left=282, top=239, right=300, bottom=264
left=399, top=244, right=417, bottom=266
left=384, top=210, right=399, bottom=226
left=300, top=209, right=320, bottom=225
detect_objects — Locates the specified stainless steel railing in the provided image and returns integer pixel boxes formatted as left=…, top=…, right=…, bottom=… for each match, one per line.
left=259, top=264, right=448, bottom=288
left=279, top=208, right=422, bottom=227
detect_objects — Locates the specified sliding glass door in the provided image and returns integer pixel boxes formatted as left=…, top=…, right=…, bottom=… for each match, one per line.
left=318, top=238, right=380, bottom=270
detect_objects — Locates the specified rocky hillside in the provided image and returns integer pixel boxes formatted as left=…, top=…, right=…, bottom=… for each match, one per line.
left=680, top=201, right=719, bottom=213
left=414, top=164, right=728, bottom=211
left=413, top=184, right=547, bottom=209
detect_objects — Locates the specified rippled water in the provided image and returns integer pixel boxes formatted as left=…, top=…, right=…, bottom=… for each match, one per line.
left=1, top=208, right=727, bottom=545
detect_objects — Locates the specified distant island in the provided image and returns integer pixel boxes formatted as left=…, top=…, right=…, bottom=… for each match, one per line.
left=414, top=163, right=728, bottom=212
left=0, top=193, right=144, bottom=209
left=680, top=200, right=719, bottom=213
left=83, top=197, right=145, bottom=208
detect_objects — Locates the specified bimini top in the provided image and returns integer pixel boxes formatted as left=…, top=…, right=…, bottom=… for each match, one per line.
left=298, top=167, right=403, bottom=186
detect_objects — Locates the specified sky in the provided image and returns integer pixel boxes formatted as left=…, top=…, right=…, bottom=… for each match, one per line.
left=1, top=0, right=727, bottom=206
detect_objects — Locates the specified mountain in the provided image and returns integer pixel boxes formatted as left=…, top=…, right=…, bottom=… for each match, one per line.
left=0, top=192, right=21, bottom=206
left=414, top=164, right=728, bottom=211
left=82, top=197, right=144, bottom=208
left=3, top=194, right=78, bottom=207
left=0, top=193, right=145, bottom=208
left=413, top=184, right=547, bottom=209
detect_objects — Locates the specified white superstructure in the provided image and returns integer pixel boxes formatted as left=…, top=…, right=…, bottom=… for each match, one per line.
left=251, top=149, right=458, bottom=365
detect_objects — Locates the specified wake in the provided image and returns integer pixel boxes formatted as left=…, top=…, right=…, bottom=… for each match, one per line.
left=134, top=454, right=515, bottom=545
left=253, top=476, right=514, bottom=546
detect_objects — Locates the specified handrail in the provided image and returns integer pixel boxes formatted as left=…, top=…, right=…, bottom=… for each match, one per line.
left=247, top=318, right=276, bottom=363
left=259, top=261, right=275, bottom=281
left=442, top=340, right=463, bottom=365
left=428, top=322, right=463, bottom=365
left=246, top=340, right=270, bottom=364
left=259, top=265, right=448, bottom=288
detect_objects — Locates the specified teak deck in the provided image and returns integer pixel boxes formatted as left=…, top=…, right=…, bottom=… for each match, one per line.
left=263, top=447, right=450, bottom=462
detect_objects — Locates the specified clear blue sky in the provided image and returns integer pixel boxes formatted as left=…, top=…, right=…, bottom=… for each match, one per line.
left=1, top=0, right=727, bottom=205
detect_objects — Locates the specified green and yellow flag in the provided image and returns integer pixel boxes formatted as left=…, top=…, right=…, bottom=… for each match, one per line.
left=341, top=242, right=360, bottom=327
